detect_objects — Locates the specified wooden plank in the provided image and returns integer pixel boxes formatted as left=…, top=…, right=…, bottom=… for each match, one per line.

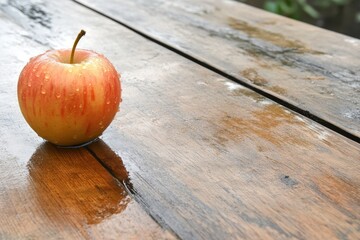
left=75, top=0, right=360, bottom=139
left=2, top=0, right=360, bottom=239
left=0, top=5, right=175, bottom=240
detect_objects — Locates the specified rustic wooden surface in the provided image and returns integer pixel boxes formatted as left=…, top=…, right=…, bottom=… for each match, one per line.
left=0, top=3, right=175, bottom=239
left=75, top=0, right=360, bottom=139
left=0, top=0, right=359, bottom=239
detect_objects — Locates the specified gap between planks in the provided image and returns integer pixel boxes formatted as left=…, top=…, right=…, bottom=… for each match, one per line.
left=85, top=144, right=181, bottom=239
left=72, top=0, right=360, bottom=144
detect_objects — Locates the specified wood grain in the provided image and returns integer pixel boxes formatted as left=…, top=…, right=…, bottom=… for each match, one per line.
left=0, top=5, right=175, bottom=239
left=75, top=0, right=360, bottom=139
left=1, top=0, right=359, bottom=239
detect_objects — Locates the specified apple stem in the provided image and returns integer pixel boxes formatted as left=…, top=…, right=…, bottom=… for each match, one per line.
left=70, top=30, right=86, bottom=64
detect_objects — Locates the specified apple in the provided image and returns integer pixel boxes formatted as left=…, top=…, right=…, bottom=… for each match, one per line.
left=17, top=30, right=121, bottom=146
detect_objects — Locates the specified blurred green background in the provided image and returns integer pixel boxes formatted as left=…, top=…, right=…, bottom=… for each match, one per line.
left=237, top=0, right=360, bottom=39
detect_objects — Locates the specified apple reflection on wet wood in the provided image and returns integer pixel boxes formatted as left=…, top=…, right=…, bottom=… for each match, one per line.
left=28, top=142, right=129, bottom=226
left=0, top=140, right=174, bottom=239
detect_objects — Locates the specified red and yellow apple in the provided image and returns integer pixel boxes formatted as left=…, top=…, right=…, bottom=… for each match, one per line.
left=17, top=30, right=121, bottom=146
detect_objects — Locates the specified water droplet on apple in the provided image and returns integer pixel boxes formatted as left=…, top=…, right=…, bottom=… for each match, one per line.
left=56, top=94, right=61, bottom=98
left=27, top=82, right=32, bottom=87
left=82, top=65, right=87, bottom=70
left=76, top=88, right=80, bottom=92
left=79, top=104, right=83, bottom=108
left=45, top=74, right=50, bottom=80
left=106, top=100, right=110, bottom=105
left=41, top=90, right=46, bottom=95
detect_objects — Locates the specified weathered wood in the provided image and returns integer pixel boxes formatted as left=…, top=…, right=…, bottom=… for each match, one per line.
left=1, top=0, right=359, bottom=239
left=75, top=0, right=360, bottom=139
left=0, top=5, right=175, bottom=239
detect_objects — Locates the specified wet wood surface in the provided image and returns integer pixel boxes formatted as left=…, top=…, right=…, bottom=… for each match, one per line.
left=0, top=0, right=359, bottom=239
left=75, top=0, right=360, bottom=139
left=0, top=3, right=175, bottom=239
left=0, top=141, right=174, bottom=239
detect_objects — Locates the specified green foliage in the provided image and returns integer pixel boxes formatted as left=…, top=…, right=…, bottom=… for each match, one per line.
left=263, top=0, right=351, bottom=19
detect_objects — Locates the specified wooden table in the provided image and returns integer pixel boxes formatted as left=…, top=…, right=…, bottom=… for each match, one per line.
left=0, top=0, right=359, bottom=239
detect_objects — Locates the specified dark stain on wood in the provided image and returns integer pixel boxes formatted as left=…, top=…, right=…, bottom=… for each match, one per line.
left=233, top=88, right=266, bottom=102
left=268, top=86, right=287, bottom=95
left=305, top=76, right=326, bottom=81
left=8, top=0, right=52, bottom=29
left=228, top=17, right=324, bottom=55
left=280, top=175, right=299, bottom=187
left=241, top=68, right=268, bottom=86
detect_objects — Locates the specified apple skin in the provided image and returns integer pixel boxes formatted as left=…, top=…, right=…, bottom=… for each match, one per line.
left=17, top=49, right=121, bottom=146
